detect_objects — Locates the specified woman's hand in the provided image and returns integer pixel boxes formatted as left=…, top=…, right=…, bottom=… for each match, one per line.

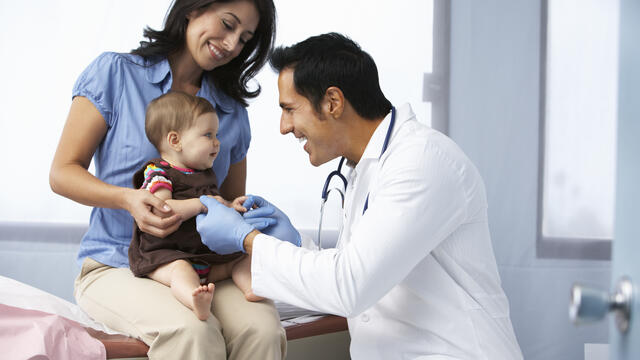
left=124, top=188, right=182, bottom=238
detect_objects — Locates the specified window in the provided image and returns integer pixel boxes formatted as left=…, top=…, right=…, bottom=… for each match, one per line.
left=0, top=1, right=171, bottom=226
left=537, top=0, right=619, bottom=260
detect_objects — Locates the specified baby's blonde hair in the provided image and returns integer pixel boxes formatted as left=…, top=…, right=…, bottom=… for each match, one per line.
left=145, top=91, right=216, bottom=150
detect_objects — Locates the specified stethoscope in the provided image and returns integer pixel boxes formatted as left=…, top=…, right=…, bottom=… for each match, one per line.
left=317, top=106, right=396, bottom=249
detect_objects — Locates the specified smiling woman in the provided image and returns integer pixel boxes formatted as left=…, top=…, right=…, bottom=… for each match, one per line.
left=183, top=2, right=259, bottom=71
left=43, top=0, right=284, bottom=358
left=131, top=0, right=273, bottom=103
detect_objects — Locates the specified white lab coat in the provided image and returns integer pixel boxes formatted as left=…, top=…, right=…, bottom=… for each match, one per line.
left=251, top=103, right=523, bottom=359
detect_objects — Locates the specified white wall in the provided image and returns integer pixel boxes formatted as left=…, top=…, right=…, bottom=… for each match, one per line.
left=0, top=1, right=170, bottom=223
left=0, top=1, right=434, bottom=234
left=449, top=1, right=610, bottom=359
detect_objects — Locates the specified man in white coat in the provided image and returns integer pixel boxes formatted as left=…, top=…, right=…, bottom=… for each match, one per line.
left=197, top=33, right=523, bottom=359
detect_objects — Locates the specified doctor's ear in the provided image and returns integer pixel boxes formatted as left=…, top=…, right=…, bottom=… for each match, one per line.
left=324, top=87, right=344, bottom=119
left=166, top=131, right=182, bottom=151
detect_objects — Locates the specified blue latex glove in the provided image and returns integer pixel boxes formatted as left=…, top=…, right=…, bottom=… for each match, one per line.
left=245, top=216, right=277, bottom=231
left=242, top=195, right=302, bottom=247
left=196, top=196, right=255, bottom=254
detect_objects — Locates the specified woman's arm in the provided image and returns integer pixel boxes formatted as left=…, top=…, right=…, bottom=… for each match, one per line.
left=49, top=96, right=181, bottom=237
left=219, top=157, right=247, bottom=200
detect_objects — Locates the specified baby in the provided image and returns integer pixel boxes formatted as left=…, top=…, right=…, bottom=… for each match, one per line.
left=128, top=91, right=261, bottom=321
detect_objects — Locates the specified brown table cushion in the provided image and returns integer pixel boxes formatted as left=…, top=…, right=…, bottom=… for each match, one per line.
left=284, top=315, right=348, bottom=341
left=85, top=328, right=150, bottom=359
left=89, top=315, right=348, bottom=359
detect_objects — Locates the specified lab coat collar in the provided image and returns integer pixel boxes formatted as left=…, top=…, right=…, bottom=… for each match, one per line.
left=354, top=103, right=414, bottom=172
left=144, top=57, right=235, bottom=113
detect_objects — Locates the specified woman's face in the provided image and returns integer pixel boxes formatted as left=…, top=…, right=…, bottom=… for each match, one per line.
left=185, top=1, right=260, bottom=71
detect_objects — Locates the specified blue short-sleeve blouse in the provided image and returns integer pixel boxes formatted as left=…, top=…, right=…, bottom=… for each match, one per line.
left=72, top=52, right=251, bottom=268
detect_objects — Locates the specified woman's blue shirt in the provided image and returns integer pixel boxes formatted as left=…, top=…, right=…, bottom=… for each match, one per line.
left=72, top=52, right=251, bottom=268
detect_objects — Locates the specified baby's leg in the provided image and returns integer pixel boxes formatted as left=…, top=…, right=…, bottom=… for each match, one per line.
left=207, top=260, right=236, bottom=283
left=148, top=260, right=214, bottom=321
left=231, top=256, right=264, bottom=302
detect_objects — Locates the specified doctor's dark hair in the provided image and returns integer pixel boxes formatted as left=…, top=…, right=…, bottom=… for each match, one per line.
left=131, top=0, right=276, bottom=107
left=269, top=32, right=391, bottom=120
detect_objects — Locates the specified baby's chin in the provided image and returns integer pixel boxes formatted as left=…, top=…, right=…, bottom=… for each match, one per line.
left=185, top=162, right=212, bottom=171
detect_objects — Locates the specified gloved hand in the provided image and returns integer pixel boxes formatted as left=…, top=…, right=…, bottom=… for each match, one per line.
left=242, top=195, right=302, bottom=247
left=196, top=196, right=255, bottom=254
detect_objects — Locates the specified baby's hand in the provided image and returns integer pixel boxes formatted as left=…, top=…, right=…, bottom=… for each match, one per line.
left=204, top=195, right=230, bottom=209
left=204, top=195, right=246, bottom=213
left=230, top=195, right=249, bottom=213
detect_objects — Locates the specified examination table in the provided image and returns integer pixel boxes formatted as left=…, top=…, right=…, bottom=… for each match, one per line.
left=0, top=224, right=349, bottom=359
left=92, top=315, right=347, bottom=359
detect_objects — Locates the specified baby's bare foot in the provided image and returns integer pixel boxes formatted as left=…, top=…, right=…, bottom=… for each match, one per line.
left=244, top=289, right=264, bottom=302
left=192, top=283, right=215, bottom=320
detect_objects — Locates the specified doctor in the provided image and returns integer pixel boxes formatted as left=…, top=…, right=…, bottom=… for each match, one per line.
left=197, top=33, right=523, bottom=359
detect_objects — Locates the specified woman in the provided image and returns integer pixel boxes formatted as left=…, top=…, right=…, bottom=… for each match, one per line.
left=49, top=1, right=284, bottom=358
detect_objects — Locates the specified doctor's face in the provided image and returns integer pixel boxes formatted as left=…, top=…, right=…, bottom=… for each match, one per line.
left=277, top=68, right=343, bottom=166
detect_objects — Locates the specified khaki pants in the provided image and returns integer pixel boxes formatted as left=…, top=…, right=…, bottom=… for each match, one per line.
left=74, top=258, right=286, bottom=359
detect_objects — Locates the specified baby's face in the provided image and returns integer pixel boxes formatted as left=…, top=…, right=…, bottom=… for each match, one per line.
left=177, top=112, right=220, bottom=170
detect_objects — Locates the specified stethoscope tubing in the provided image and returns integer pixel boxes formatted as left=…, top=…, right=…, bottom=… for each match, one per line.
left=317, top=106, right=396, bottom=248
left=321, top=157, right=347, bottom=201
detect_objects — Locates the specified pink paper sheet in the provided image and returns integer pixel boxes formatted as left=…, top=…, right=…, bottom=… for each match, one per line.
left=0, top=303, right=106, bottom=360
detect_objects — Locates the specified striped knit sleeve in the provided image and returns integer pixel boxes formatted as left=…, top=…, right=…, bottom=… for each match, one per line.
left=140, top=163, right=172, bottom=194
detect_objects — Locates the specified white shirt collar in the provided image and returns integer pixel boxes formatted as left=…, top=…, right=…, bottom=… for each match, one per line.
left=351, top=103, right=414, bottom=172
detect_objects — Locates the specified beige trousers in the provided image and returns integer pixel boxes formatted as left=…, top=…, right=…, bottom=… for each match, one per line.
left=74, top=258, right=286, bottom=360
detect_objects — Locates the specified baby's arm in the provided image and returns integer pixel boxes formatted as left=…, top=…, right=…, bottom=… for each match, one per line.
left=202, top=195, right=248, bottom=213
left=138, top=164, right=204, bottom=222
left=147, top=187, right=203, bottom=221
left=162, top=193, right=244, bottom=222
left=164, top=196, right=206, bottom=221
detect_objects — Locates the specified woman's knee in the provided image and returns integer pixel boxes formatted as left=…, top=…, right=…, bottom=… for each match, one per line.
left=151, top=316, right=226, bottom=359
left=232, top=309, right=285, bottom=346
left=183, top=317, right=220, bottom=342
left=250, top=318, right=285, bottom=343
left=225, top=315, right=286, bottom=359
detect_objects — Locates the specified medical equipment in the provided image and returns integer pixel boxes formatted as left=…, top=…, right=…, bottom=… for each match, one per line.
left=317, top=157, right=347, bottom=249
left=317, top=106, right=396, bottom=248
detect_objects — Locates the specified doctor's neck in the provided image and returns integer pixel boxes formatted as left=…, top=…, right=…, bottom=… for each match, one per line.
left=340, top=107, right=385, bottom=165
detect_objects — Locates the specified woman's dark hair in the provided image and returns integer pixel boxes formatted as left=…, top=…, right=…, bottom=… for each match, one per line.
left=269, top=32, right=391, bottom=120
left=132, top=0, right=276, bottom=106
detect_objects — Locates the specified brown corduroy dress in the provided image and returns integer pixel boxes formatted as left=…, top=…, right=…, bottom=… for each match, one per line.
left=128, top=158, right=242, bottom=278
